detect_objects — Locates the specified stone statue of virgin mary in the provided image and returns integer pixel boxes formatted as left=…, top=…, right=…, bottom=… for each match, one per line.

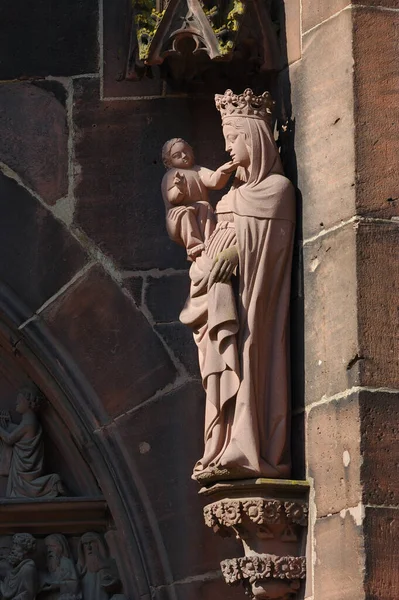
left=163, top=89, right=295, bottom=483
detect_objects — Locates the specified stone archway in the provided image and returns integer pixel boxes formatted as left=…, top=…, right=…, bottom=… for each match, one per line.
left=0, top=270, right=177, bottom=600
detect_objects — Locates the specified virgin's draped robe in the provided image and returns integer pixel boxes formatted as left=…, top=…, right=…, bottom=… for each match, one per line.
left=179, top=117, right=295, bottom=480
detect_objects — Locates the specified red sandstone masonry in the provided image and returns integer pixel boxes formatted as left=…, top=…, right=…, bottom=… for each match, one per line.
left=293, top=3, right=399, bottom=599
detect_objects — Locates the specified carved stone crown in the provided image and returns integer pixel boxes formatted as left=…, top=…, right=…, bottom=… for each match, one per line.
left=215, top=88, right=275, bottom=121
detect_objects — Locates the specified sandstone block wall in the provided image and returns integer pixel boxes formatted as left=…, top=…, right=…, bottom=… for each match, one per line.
left=0, top=1, right=397, bottom=599
left=286, top=2, right=399, bottom=598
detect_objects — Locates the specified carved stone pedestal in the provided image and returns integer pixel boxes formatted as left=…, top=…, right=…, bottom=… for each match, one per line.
left=200, top=479, right=309, bottom=600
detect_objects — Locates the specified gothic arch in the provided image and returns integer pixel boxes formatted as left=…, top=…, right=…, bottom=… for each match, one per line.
left=0, top=280, right=178, bottom=600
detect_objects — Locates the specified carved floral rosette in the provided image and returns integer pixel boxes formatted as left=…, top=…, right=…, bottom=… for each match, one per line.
left=203, top=498, right=308, bottom=530
left=221, top=554, right=306, bottom=584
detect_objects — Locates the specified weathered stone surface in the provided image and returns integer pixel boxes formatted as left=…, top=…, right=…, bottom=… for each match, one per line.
left=155, top=322, right=200, bottom=379
left=102, top=0, right=163, bottom=98
left=0, top=83, right=68, bottom=204
left=290, top=10, right=356, bottom=239
left=0, top=0, right=98, bottom=78
left=0, top=171, right=87, bottom=316
left=307, top=393, right=361, bottom=517
left=290, top=295, right=305, bottom=414
left=73, top=78, right=228, bottom=270
left=151, top=576, right=243, bottom=600
left=115, top=381, right=240, bottom=581
left=303, top=225, right=358, bottom=406
left=123, top=276, right=144, bottom=308
left=355, top=0, right=399, bottom=8
left=40, top=265, right=177, bottom=420
left=291, top=412, right=305, bottom=480
left=279, top=0, right=301, bottom=65
left=314, top=512, right=365, bottom=600
left=357, top=222, right=399, bottom=389
left=364, top=507, right=399, bottom=600
left=145, top=273, right=190, bottom=323
left=360, top=391, right=399, bottom=507
left=301, top=0, right=349, bottom=33
left=32, top=80, right=68, bottom=106
left=298, top=7, right=399, bottom=228
left=302, top=0, right=399, bottom=35
left=353, top=9, right=399, bottom=221
left=172, top=576, right=244, bottom=600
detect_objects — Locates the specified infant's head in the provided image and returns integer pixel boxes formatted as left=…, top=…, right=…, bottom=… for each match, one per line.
left=162, top=138, right=195, bottom=169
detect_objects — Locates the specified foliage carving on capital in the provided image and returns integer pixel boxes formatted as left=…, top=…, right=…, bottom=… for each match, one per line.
left=204, top=499, right=308, bottom=530
left=220, top=554, right=305, bottom=585
left=284, top=502, right=308, bottom=527
left=273, top=556, right=306, bottom=580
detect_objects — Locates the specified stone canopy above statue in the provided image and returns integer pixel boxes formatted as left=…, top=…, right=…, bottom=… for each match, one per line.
left=127, top=0, right=280, bottom=80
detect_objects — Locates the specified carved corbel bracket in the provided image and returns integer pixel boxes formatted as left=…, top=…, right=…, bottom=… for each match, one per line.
left=200, top=479, right=309, bottom=600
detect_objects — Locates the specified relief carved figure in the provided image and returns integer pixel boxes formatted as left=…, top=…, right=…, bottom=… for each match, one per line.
left=163, top=90, right=295, bottom=483
left=0, top=386, right=64, bottom=499
left=0, top=533, right=126, bottom=600
left=40, top=534, right=79, bottom=600
left=77, top=533, right=124, bottom=600
left=0, top=533, right=38, bottom=600
left=0, top=538, right=11, bottom=579
left=161, top=138, right=236, bottom=261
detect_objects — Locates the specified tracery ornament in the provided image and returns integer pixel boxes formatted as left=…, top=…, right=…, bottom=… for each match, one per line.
left=128, top=0, right=280, bottom=78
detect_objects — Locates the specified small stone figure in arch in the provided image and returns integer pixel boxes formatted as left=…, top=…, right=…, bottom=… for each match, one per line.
left=40, top=534, right=80, bottom=600
left=161, top=138, right=236, bottom=261
left=0, top=533, right=38, bottom=600
left=0, top=385, right=64, bottom=498
left=77, top=533, right=125, bottom=600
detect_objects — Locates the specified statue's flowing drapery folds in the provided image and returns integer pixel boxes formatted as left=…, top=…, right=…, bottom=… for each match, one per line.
left=163, top=90, right=295, bottom=483
left=5, top=424, right=62, bottom=498
left=0, top=387, right=63, bottom=498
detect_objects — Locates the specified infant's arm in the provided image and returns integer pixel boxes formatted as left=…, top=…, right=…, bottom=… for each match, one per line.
left=167, top=185, right=185, bottom=205
left=198, top=165, right=233, bottom=190
left=162, top=171, right=186, bottom=205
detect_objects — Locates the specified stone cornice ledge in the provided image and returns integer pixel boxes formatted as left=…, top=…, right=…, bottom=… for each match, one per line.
left=0, top=497, right=108, bottom=534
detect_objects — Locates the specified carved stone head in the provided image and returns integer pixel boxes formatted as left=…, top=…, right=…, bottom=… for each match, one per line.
left=45, top=534, right=70, bottom=572
left=162, top=138, right=194, bottom=169
left=8, top=533, right=36, bottom=567
left=78, top=532, right=109, bottom=574
left=16, top=385, right=44, bottom=414
left=222, top=120, right=251, bottom=169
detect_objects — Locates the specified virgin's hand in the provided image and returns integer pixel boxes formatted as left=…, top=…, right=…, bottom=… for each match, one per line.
left=208, top=246, right=239, bottom=288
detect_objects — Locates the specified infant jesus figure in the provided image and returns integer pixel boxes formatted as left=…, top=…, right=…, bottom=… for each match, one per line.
left=161, top=138, right=236, bottom=261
